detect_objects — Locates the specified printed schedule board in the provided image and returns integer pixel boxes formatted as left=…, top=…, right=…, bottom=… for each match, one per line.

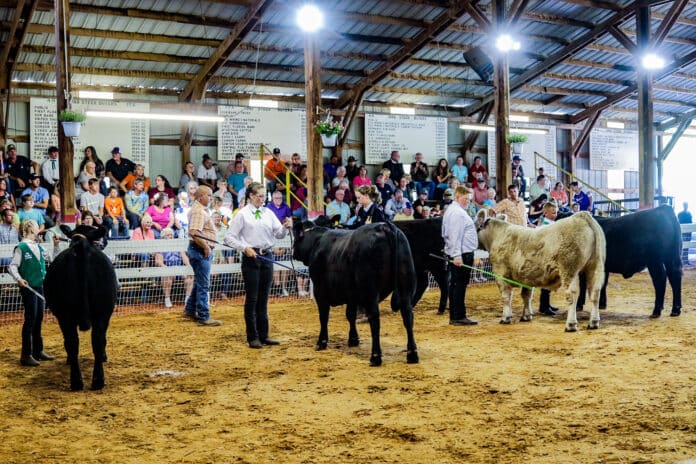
left=364, top=113, right=447, bottom=165
left=218, top=106, right=306, bottom=161
left=487, top=125, right=557, bottom=178
left=30, top=98, right=150, bottom=172
left=590, top=128, right=638, bottom=171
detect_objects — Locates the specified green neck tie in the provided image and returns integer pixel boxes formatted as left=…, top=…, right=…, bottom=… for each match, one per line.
left=52, top=159, right=56, bottom=169
left=254, top=209, right=261, bottom=220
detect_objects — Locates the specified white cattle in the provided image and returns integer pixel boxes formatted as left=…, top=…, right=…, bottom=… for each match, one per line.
left=477, top=212, right=606, bottom=332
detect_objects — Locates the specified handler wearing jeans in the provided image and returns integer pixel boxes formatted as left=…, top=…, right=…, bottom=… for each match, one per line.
left=225, top=182, right=292, bottom=348
left=185, top=186, right=221, bottom=326
left=441, top=186, right=478, bottom=326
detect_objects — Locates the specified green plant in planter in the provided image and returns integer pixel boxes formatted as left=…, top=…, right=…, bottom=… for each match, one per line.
left=58, top=109, right=87, bottom=123
left=506, top=134, right=528, bottom=144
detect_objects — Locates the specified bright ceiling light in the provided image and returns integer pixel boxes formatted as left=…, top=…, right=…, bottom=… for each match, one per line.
left=249, top=98, right=279, bottom=108
left=390, top=107, right=415, bottom=115
left=606, top=120, right=625, bottom=129
left=642, top=53, right=665, bottom=70
left=510, top=127, right=549, bottom=135
left=78, top=90, right=114, bottom=100
left=296, top=4, right=323, bottom=33
left=509, top=114, right=529, bottom=122
left=459, top=123, right=495, bottom=132
left=496, top=34, right=520, bottom=52
left=85, top=110, right=224, bottom=123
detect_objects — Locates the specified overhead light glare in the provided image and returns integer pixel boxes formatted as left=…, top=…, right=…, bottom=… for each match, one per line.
left=606, top=120, right=625, bottom=129
left=249, top=98, right=278, bottom=108
left=85, top=110, right=224, bottom=122
left=642, top=53, right=665, bottom=70
left=78, top=90, right=114, bottom=100
left=296, top=4, right=323, bottom=33
left=496, top=34, right=520, bottom=52
left=390, top=107, right=415, bottom=115
left=509, top=114, right=529, bottom=122
left=510, top=127, right=549, bottom=135
left=459, top=123, right=495, bottom=132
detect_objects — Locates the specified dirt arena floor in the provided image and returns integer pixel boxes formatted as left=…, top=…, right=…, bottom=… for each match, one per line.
left=0, top=270, right=694, bottom=464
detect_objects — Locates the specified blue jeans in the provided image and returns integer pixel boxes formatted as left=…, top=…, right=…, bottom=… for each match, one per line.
left=185, top=245, right=213, bottom=321
left=414, top=181, right=435, bottom=199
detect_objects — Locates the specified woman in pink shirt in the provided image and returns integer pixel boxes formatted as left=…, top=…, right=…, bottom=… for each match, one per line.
left=352, top=166, right=372, bottom=187
left=146, top=193, right=175, bottom=238
left=550, top=181, right=569, bottom=207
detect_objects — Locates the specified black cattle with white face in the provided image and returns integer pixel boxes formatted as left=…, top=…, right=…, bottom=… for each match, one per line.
left=292, top=219, right=418, bottom=366
left=44, top=224, right=118, bottom=390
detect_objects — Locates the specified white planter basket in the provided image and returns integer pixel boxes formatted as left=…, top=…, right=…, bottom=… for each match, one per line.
left=320, top=133, right=338, bottom=147
left=61, top=121, right=82, bottom=137
left=511, top=142, right=524, bottom=155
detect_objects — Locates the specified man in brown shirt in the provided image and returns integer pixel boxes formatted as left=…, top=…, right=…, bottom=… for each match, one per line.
left=490, top=184, right=527, bottom=226
left=185, top=186, right=221, bottom=326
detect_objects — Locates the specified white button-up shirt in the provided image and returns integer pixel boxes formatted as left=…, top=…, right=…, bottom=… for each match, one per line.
left=41, top=158, right=60, bottom=186
left=224, top=204, right=288, bottom=251
left=442, top=201, right=478, bottom=257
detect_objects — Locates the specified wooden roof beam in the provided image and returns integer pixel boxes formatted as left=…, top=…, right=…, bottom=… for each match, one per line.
left=179, top=0, right=273, bottom=102
left=656, top=108, right=696, bottom=132
left=464, top=3, right=491, bottom=31
left=609, top=25, right=637, bottom=54
left=651, top=0, right=690, bottom=49
left=461, top=1, right=639, bottom=117
left=556, top=0, right=623, bottom=11
left=333, top=2, right=474, bottom=109
left=0, top=0, right=38, bottom=85
left=570, top=48, right=696, bottom=124
left=508, top=0, right=531, bottom=26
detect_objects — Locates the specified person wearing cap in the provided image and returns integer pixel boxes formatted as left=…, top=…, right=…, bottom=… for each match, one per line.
left=264, top=148, right=286, bottom=196
left=21, top=174, right=53, bottom=227
left=5, top=144, right=39, bottom=198
left=40, top=146, right=61, bottom=193
left=511, top=155, right=526, bottom=199
left=384, top=188, right=412, bottom=220
left=225, top=182, right=293, bottom=347
left=413, top=189, right=429, bottom=219
left=197, top=154, right=217, bottom=190
left=382, top=150, right=404, bottom=184
left=439, top=188, right=455, bottom=213
left=442, top=185, right=478, bottom=325
left=345, top=155, right=359, bottom=183
left=105, top=147, right=135, bottom=194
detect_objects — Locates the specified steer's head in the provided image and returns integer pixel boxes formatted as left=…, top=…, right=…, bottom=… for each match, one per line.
left=60, top=224, right=108, bottom=250
left=291, top=216, right=330, bottom=265
left=476, top=217, right=507, bottom=252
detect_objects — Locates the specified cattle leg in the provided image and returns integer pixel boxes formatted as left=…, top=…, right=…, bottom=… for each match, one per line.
left=586, top=267, right=603, bottom=330
left=399, top=305, right=419, bottom=364
left=432, top=270, right=449, bottom=314
left=520, top=287, right=534, bottom=322
left=576, top=272, right=587, bottom=311
left=346, top=303, right=360, bottom=347
left=498, top=281, right=514, bottom=324
left=90, top=326, right=107, bottom=390
left=666, top=258, right=682, bottom=316
left=599, top=273, right=609, bottom=309
left=315, top=303, right=330, bottom=350
left=563, top=276, right=580, bottom=332
left=647, top=263, right=667, bottom=318
left=366, top=302, right=382, bottom=367
left=59, top=321, right=84, bottom=391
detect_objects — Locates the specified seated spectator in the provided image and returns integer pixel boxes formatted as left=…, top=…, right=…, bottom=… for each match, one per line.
left=125, top=178, right=149, bottom=229
left=197, top=154, right=218, bottom=190
left=17, top=194, right=45, bottom=233
left=213, top=178, right=233, bottom=208
left=384, top=189, right=412, bottom=220
left=104, top=186, right=129, bottom=238
left=148, top=175, right=175, bottom=207
left=121, top=164, right=151, bottom=194
left=451, top=155, right=468, bottom=184
left=432, top=158, right=452, bottom=200
left=550, top=181, right=569, bottom=207
left=0, top=207, right=19, bottom=269
left=179, top=161, right=197, bottom=192
left=237, top=176, right=254, bottom=210
left=174, top=191, right=190, bottom=236
left=79, top=178, right=105, bottom=225
left=40, top=146, right=60, bottom=194
left=468, top=155, right=488, bottom=185
left=397, top=174, right=417, bottom=202
left=410, top=152, right=434, bottom=199
left=290, top=165, right=308, bottom=220
left=155, top=227, right=193, bottom=308
left=47, top=184, right=61, bottom=225
left=529, top=175, right=547, bottom=203
left=374, top=173, right=394, bottom=206
left=472, top=177, right=489, bottom=208
left=325, top=188, right=350, bottom=225
left=21, top=174, right=52, bottom=227
left=0, top=178, right=15, bottom=209
left=185, top=181, right=199, bottom=205
left=1, top=199, right=20, bottom=227
left=380, top=168, right=395, bottom=188
left=131, top=213, right=156, bottom=266
left=264, top=148, right=286, bottom=195
left=412, top=190, right=429, bottom=219
left=483, top=188, right=497, bottom=208
left=345, top=155, right=359, bottom=183
left=330, top=166, right=347, bottom=190
left=146, top=193, right=176, bottom=239
left=75, top=161, right=97, bottom=201
left=323, top=154, right=340, bottom=187
left=439, top=188, right=454, bottom=213
left=226, top=160, right=247, bottom=209
left=211, top=212, right=234, bottom=299
left=352, top=166, right=372, bottom=188
left=211, top=196, right=232, bottom=226
left=528, top=193, right=548, bottom=225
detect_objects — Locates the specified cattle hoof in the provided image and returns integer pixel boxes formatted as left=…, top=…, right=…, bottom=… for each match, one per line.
left=499, top=318, right=512, bottom=325
left=520, top=315, right=532, bottom=322
left=369, top=354, right=382, bottom=367
left=406, top=350, right=419, bottom=364
left=564, top=324, right=578, bottom=332
left=315, top=341, right=328, bottom=351
left=670, top=310, right=681, bottom=317
left=348, top=337, right=360, bottom=347
left=587, top=321, right=600, bottom=330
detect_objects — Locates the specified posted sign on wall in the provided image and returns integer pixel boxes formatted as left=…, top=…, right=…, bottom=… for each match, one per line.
left=364, top=113, right=447, bottom=165
left=590, top=128, right=638, bottom=171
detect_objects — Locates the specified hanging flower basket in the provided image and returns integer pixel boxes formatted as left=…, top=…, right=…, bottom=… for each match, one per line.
left=511, top=142, right=524, bottom=155
left=61, top=121, right=82, bottom=137
left=321, top=133, right=338, bottom=147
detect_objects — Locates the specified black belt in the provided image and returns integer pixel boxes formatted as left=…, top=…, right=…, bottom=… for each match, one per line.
left=252, top=247, right=272, bottom=255
left=189, top=241, right=208, bottom=252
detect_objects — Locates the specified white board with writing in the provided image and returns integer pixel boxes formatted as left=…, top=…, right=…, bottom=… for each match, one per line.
left=590, top=128, right=638, bottom=171
left=487, top=125, right=557, bottom=178
left=218, top=106, right=306, bottom=161
left=30, top=98, right=150, bottom=173
left=364, top=114, right=447, bottom=165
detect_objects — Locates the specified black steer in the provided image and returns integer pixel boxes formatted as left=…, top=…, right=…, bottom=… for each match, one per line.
left=292, top=220, right=418, bottom=366
left=44, top=225, right=117, bottom=390
left=576, top=205, right=682, bottom=317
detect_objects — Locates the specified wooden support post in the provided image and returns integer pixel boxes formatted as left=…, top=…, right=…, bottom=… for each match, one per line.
left=54, top=0, right=76, bottom=223
left=304, top=33, right=323, bottom=219
left=636, top=2, right=655, bottom=209
left=180, top=123, right=192, bottom=166
left=492, top=0, right=511, bottom=198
